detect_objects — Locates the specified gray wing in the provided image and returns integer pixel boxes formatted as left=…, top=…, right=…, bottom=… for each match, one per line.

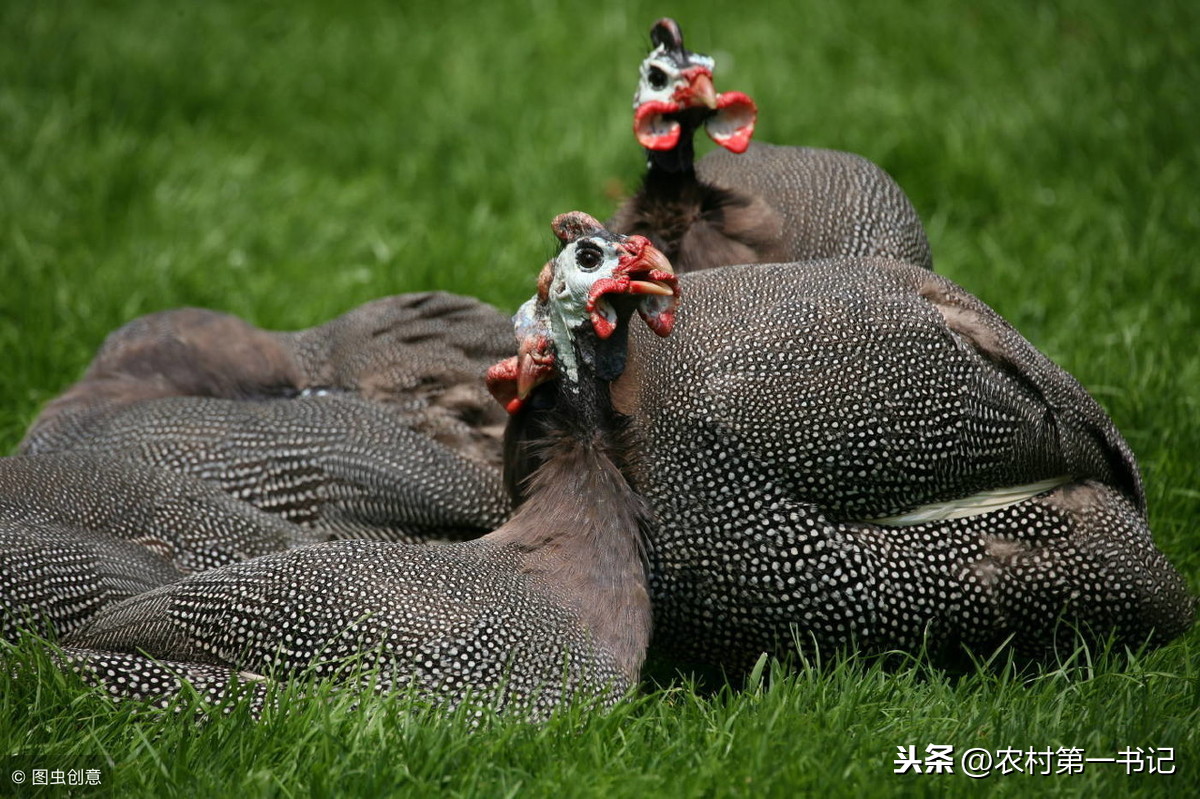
left=21, top=294, right=516, bottom=542
left=0, top=451, right=317, bottom=641
left=1, top=518, right=181, bottom=641
left=625, top=258, right=1141, bottom=521
left=65, top=539, right=622, bottom=717
left=697, top=143, right=933, bottom=270
left=0, top=451, right=317, bottom=572
left=20, top=307, right=305, bottom=454
left=283, top=292, right=516, bottom=469
left=30, top=395, right=511, bottom=542
left=67, top=540, right=524, bottom=681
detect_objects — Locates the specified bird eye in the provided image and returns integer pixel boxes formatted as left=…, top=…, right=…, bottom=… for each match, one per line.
left=575, top=243, right=603, bottom=271
left=648, top=66, right=668, bottom=90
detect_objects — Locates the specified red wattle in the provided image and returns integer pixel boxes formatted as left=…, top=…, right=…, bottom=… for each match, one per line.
left=707, top=91, right=757, bottom=154
left=634, top=101, right=684, bottom=151
left=639, top=305, right=676, bottom=338
left=586, top=276, right=628, bottom=340
left=485, top=356, right=521, bottom=410
left=590, top=311, right=617, bottom=340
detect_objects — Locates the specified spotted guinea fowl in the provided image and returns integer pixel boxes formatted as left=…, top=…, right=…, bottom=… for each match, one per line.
left=1, top=451, right=314, bottom=642
left=20, top=293, right=513, bottom=543
left=62, top=213, right=678, bottom=718
left=502, top=227, right=1193, bottom=673
left=608, top=18, right=933, bottom=272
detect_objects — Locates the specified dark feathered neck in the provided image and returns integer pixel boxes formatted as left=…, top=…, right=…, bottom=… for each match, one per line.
left=646, top=135, right=698, bottom=175
left=499, top=321, right=632, bottom=506
left=644, top=106, right=711, bottom=175
left=609, top=130, right=786, bottom=272
left=488, top=329, right=651, bottom=681
left=612, top=165, right=748, bottom=269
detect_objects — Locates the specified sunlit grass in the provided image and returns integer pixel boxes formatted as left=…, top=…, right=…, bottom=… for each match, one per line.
left=1, top=0, right=1197, bottom=795
left=2, top=635, right=1195, bottom=798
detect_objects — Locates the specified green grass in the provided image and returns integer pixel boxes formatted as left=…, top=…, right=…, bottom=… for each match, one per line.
left=1, top=0, right=1197, bottom=796
left=2, top=637, right=1196, bottom=798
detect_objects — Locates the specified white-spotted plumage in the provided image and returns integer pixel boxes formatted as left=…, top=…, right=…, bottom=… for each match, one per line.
left=611, top=18, right=933, bottom=273
left=20, top=295, right=515, bottom=543
left=0, top=451, right=317, bottom=642
left=509, top=255, right=1193, bottom=673
left=56, top=217, right=665, bottom=719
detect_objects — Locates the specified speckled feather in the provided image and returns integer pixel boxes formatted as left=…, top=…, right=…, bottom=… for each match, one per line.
left=57, top=228, right=658, bottom=718
left=623, top=260, right=1144, bottom=521
left=695, top=143, right=933, bottom=269
left=21, top=294, right=515, bottom=542
left=608, top=20, right=932, bottom=273
left=23, top=395, right=510, bottom=543
left=281, top=293, right=515, bottom=468
left=55, top=648, right=277, bottom=714
left=1, top=452, right=316, bottom=641
left=65, top=537, right=633, bottom=718
left=515, top=257, right=1191, bottom=672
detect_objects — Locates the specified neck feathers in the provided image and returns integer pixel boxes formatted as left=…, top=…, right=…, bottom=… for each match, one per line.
left=647, top=135, right=698, bottom=174
left=490, top=405, right=651, bottom=681
left=610, top=141, right=786, bottom=272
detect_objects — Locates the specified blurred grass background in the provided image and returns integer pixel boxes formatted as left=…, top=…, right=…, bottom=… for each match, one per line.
left=1, top=0, right=1197, bottom=796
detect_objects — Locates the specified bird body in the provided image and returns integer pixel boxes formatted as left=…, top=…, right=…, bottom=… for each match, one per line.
left=509, top=255, right=1192, bottom=672
left=25, top=394, right=510, bottom=543
left=0, top=451, right=314, bottom=642
left=609, top=18, right=932, bottom=273
left=22, top=294, right=515, bottom=543
left=10, top=19, right=1190, bottom=710
left=695, top=142, right=932, bottom=269
left=61, top=214, right=674, bottom=717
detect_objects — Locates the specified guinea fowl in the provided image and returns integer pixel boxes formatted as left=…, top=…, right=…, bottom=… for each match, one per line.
left=61, top=213, right=677, bottom=718
left=502, top=226, right=1193, bottom=674
left=608, top=18, right=933, bottom=272
left=1, top=451, right=314, bottom=642
left=20, top=294, right=513, bottom=543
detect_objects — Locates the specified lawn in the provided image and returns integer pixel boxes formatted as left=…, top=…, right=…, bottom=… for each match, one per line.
left=1, top=0, right=1197, bottom=796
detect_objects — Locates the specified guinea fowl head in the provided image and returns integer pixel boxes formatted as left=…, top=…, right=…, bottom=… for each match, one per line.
left=632, top=18, right=757, bottom=163
left=486, top=212, right=678, bottom=414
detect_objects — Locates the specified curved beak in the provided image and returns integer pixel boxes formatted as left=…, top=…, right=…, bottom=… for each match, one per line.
left=620, top=242, right=677, bottom=297
left=678, top=67, right=717, bottom=110
left=585, top=237, right=679, bottom=340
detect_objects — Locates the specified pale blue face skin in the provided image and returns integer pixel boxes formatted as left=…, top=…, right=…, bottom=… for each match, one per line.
left=519, top=234, right=626, bottom=384
left=512, top=296, right=542, bottom=343
left=508, top=216, right=675, bottom=397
